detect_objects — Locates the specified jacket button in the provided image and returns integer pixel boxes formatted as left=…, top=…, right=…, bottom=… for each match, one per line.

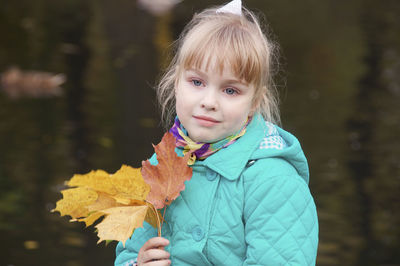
left=191, top=226, right=204, bottom=241
left=206, top=169, right=218, bottom=181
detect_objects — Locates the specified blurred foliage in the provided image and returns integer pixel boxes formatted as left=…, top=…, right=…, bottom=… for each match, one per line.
left=0, top=0, right=399, bottom=265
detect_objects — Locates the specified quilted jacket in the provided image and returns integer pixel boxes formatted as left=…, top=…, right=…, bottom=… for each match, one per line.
left=115, top=114, right=319, bottom=265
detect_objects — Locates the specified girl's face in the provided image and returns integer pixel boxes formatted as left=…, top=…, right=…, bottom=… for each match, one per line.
left=175, top=64, right=257, bottom=143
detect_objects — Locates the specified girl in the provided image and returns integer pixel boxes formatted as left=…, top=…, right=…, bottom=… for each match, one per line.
left=115, top=0, right=318, bottom=265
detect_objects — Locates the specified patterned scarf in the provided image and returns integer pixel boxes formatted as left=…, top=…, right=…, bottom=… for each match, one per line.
left=170, top=117, right=251, bottom=165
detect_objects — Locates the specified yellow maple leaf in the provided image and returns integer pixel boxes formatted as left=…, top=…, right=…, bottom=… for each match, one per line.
left=87, top=192, right=121, bottom=212
left=53, top=187, right=98, bottom=219
left=52, top=133, right=193, bottom=244
left=67, top=165, right=150, bottom=205
left=78, top=211, right=105, bottom=227
left=110, top=165, right=150, bottom=204
left=95, top=205, right=149, bottom=245
left=68, top=170, right=116, bottom=195
left=53, top=165, right=157, bottom=244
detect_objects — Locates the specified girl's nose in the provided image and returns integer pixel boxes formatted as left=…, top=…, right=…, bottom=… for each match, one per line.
left=200, top=88, right=218, bottom=110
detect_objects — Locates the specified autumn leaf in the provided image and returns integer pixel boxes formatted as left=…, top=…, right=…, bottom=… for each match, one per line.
left=68, top=170, right=117, bottom=195
left=141, top=132, right=193, bottom=209
left=95, top=205, right=149, bottom=245
left=87, top=192, right=121, bottom=213
left=53, top=132, right=193, bottom=245
left=144, top=202, right=163, bottom=229
left=68, top=165, right=150, bottom=204
left=79, top=211, right=105, bottom=227
left=52, top=165, right=154, bottom=244
left=110, top=166, right=150, bottom=204
left=53, top=187, right=98, bottom=219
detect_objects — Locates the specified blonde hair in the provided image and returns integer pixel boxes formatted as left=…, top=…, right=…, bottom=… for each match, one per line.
left=157, top=4, right=280, bottom=128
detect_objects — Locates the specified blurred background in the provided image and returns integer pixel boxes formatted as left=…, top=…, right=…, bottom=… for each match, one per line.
left=0, top=0, right=399, bottom=265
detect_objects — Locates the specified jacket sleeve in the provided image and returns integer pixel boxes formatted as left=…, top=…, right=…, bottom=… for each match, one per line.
left=114, top=222, right=157, bottom=266
left=243, top=167, right=319, bottom=265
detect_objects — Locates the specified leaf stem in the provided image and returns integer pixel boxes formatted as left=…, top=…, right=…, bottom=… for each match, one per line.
left=150, top=204, right=162, bottom=237
left=161, top=206, right=167, bottom=233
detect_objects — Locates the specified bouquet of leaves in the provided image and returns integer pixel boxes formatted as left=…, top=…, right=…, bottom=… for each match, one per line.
left=52, top=132, right=192, bottom=245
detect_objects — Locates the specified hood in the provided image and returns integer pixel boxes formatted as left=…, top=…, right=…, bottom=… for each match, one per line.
left=202, top=114, right=310, bottom=184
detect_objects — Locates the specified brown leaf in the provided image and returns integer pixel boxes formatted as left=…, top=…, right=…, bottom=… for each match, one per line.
left=141, top=132, right=193, bottom=209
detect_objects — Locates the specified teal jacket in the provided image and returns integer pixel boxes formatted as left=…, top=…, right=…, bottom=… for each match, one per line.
left=115, top=115, right=318, bottom=265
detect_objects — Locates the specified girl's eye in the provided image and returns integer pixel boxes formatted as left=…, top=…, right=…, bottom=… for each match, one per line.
left=224, top=87, right=237, bottom=95
left=192, top=79, right=203, bottom=86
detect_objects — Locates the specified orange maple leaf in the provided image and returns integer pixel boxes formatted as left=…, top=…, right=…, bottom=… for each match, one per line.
left=141, top=132, right=193, bottom=209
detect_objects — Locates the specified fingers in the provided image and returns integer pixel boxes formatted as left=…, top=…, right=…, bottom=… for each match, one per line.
left=138, top=237, right=171, bottom=266
left=142, top=248, right=170, bottom=262
left=142, top=237, right=170, bottom=250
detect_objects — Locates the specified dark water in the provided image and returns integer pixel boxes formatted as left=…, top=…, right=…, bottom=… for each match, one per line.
left=0, top=0, right=399, bottom=265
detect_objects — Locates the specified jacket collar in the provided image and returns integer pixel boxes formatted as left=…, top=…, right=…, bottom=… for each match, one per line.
left=198, top=114, right=265, bottom=181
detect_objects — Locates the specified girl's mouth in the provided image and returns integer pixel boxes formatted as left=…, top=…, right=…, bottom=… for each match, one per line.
left=193, top=115, right=220, bottom=127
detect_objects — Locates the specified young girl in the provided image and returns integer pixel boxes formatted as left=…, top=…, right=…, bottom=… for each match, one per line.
left=115, top=0, right=318, bottom=265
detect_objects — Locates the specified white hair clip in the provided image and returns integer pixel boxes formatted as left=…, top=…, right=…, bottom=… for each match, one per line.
left=216, top=0, right=242, bottom=16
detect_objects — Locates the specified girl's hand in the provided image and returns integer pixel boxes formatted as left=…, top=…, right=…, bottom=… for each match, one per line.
left=137, top=237, right=171, bottom=266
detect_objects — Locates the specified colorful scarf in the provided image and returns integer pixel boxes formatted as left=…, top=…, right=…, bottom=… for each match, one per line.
left=170, top=117, right=251, bottom=165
